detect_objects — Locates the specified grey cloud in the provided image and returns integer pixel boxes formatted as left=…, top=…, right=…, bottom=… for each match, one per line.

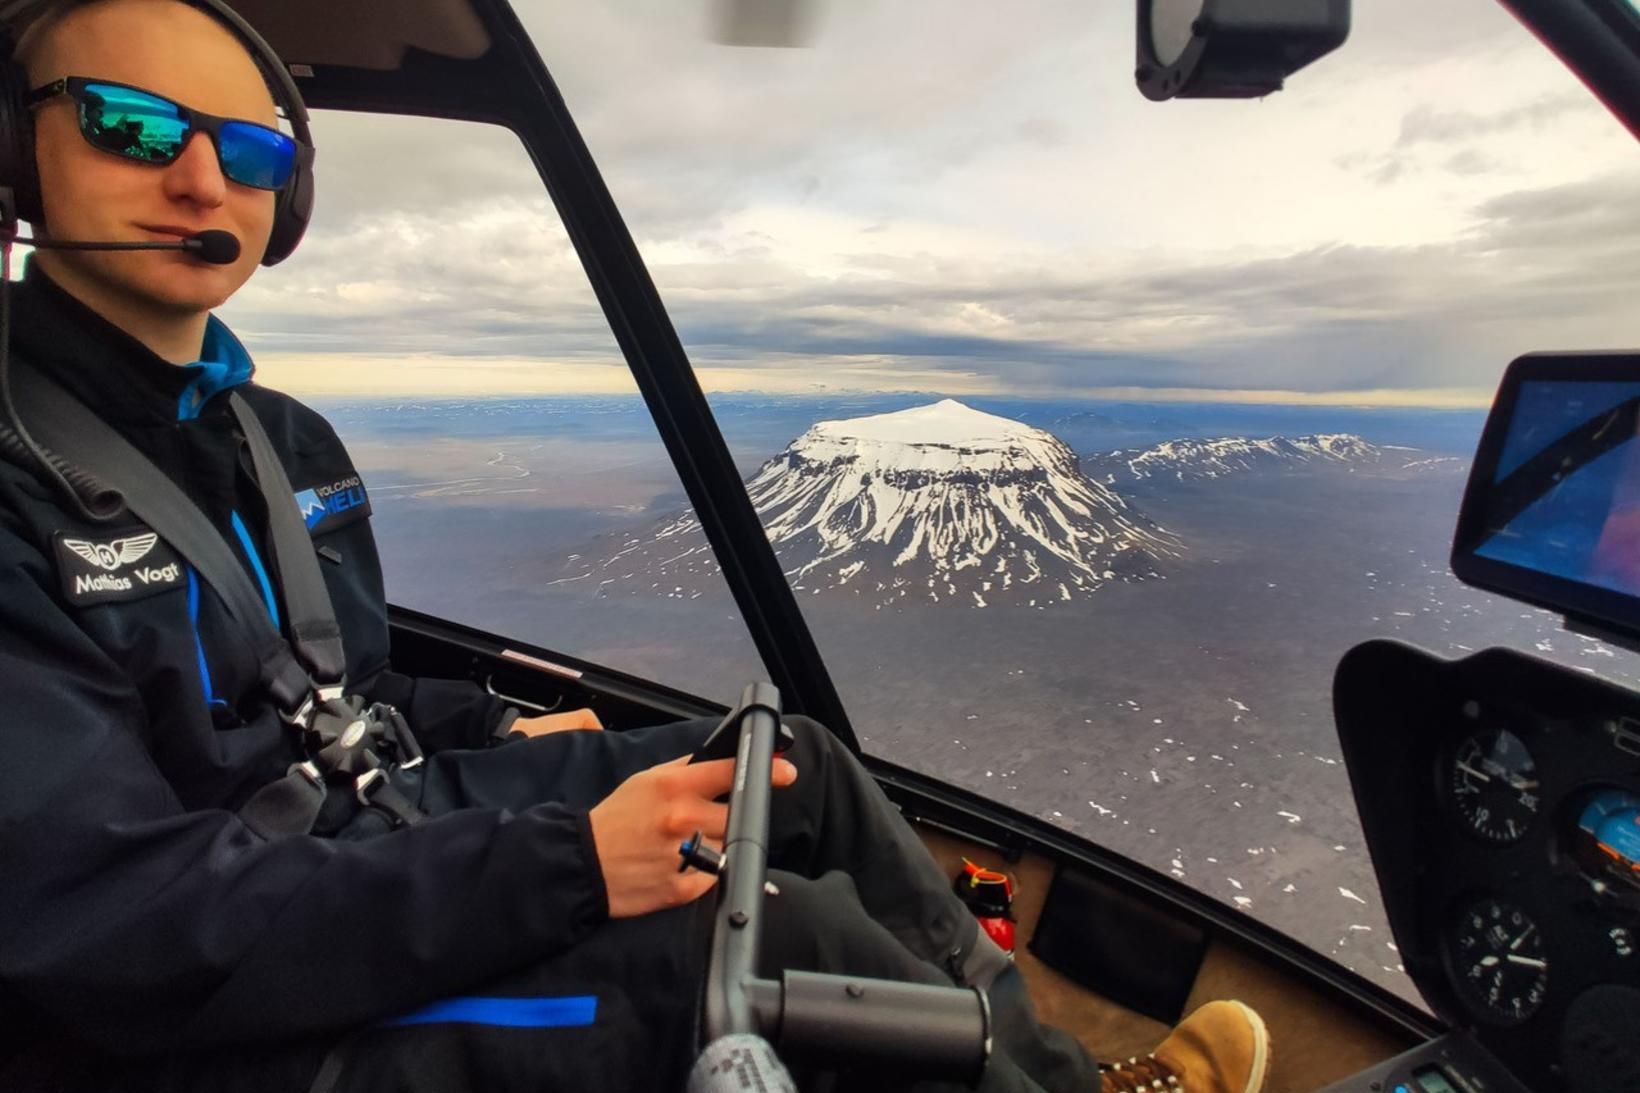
left=1396, top=94, right=1586, bottom=148
left=306, top=114, right=545, bottom=225
left=304, top=1, right=1571, bottom=238
left=1445, top=149, right=1496, bottom=176
left=1344, top=90, right=1594, bottom=189
left=1475, top=172, right=1640, bottom=241
left=231, top=167, right=1640, bottom=398
left=1365, top=158, right=1406, bottom=185
left=502, top=2, right=1145, bottom=237
left=220, top=2, right=1640, bottom=401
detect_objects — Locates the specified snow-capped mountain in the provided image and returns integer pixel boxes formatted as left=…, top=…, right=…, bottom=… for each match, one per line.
left=1092, top=434, right=1382, bottom=483
left=566, top=400, right=1180, bottom=609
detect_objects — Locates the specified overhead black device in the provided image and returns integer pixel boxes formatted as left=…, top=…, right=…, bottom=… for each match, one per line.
left=1135, top=0, right=1351, bottom=101
left=1451, top=351, right=1640, bottom=649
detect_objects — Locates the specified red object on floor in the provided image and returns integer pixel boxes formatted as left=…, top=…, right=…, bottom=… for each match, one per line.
left=978, top=912, right=1016, bottom=953
left=953, top=857, right=1017, bottom=954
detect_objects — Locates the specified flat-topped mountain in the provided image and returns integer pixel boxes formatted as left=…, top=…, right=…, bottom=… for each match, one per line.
left=567, top=400, right=1181, bottom=608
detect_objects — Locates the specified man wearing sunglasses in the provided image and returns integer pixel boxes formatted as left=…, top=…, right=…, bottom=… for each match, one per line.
left=0, top=3, right=1270, bottom=1092
left=33, top=75, right=298, bottom=179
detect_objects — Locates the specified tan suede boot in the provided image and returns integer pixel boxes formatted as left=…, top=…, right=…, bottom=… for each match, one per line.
left=1099, top=1001, right=1270, bottom=1093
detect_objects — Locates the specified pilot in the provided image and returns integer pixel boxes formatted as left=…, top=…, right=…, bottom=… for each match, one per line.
left=0, top=2, right=1270, bottom=1091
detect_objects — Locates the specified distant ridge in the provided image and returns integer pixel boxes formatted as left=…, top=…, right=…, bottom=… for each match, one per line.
left=1092, top=434, right=1384, bottom=483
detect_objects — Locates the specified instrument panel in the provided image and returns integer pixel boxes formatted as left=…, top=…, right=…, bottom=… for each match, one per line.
left=1334, top=642, right=1640, bottom=1093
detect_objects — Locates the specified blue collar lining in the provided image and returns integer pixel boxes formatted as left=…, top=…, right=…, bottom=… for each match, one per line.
left=176, top=316, right=255, bottom=422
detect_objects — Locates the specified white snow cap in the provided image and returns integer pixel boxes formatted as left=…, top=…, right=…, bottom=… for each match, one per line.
left=810, top=399, right=1041, bottom=445
left=792, top=399, right=1074, bottom=477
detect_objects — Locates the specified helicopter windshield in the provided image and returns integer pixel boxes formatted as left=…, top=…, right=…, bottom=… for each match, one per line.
left=205, top=0, right=1640, bottom=1002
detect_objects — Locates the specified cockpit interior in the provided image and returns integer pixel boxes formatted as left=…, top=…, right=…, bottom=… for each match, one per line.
left=4, top=0, right=1640, bottom=1090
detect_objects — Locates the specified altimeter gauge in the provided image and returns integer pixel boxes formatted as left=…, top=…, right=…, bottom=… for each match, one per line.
left=1449, top=897, right=1550, bottom=1024
left=1449, top=727, right=1541, bottom=843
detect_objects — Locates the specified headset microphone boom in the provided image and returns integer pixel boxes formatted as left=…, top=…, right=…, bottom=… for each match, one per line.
left=3, top=228, right=239, bottom=264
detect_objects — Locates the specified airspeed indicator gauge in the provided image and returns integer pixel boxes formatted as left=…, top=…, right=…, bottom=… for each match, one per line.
left=1449, top=727, right=1540, bottom=844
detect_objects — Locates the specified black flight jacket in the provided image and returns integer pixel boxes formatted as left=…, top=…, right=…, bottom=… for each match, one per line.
left=0, top=265, right=608, bottom=1055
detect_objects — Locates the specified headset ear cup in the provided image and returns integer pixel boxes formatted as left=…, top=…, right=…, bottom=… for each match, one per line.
left=261, top=153, right=312, bottom=266
left=0, top=55, right=44, bottom=226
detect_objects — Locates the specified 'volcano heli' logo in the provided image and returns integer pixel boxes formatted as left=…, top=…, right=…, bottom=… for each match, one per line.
left=63, top=533, right=158, bottom=571
left=293, top=475, right=371, bottom=533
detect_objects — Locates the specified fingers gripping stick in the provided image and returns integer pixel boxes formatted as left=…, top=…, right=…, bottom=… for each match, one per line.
left=678, top=692, right=793, bottom=883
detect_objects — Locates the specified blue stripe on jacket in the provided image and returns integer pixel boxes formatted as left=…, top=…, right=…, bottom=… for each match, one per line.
left=228, top=511, right=281, bottom=629
left=378, top=996, right=599, bottom=1029
left=185, top=566, right=229, bottom=710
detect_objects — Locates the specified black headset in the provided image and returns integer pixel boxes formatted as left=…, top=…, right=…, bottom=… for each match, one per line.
left=0, top=0, right=316, bottom=266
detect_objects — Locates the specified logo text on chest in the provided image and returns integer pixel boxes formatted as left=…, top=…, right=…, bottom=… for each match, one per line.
left=72, top=562, right=183, bottom=596
left=55, top=527, right=185, bottom=606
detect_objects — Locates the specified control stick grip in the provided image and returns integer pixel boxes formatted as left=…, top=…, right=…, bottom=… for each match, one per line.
left=777, top=970, right=991, bottom=1084
left=687, top=1033, right=797, bottom=1093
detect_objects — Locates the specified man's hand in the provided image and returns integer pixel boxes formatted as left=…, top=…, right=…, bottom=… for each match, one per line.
left=589, top=753, right=799, bottom=919
left=513, top=708, right=604, bottom=736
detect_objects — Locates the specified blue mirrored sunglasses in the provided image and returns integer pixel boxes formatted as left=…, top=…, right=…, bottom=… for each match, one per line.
left=26, top=77, right=297, bottom=192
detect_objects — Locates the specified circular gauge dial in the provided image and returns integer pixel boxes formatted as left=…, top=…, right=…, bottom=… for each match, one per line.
left=1449, top=727, right=1540, bottom=843
left=1450, top=897, right=1549, bottom=1024
left=1572, top=788, right=1640, bottom=898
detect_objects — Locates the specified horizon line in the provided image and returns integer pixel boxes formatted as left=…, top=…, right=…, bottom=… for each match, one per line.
left=253, top=356, right=1494, bottom=410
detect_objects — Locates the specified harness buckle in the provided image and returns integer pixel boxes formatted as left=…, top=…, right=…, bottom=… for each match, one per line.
left=289, top=759, right=323, bottom=790
left=353, top=766, right=386, bottom=806
left=283, top=693, right=316, bottom=729
left=351, top=762, right=426, bottom=828
left=279, top=681, right=348, bottom=731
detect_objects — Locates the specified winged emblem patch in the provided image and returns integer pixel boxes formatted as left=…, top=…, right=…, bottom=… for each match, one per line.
left=52, top=526, right=182, bottom=606
left=62, top=533, right=159, bottom=571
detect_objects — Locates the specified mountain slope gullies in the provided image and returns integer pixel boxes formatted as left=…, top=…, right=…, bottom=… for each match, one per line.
left=574, top=400, right=1182, bottom=609
left=1090, top=434, right=1465, bottom=483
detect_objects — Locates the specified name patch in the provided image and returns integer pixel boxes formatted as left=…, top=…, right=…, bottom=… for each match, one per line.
left=54, top=525, right=185, bottom=606
left=293, top=474, right=371, bottom=535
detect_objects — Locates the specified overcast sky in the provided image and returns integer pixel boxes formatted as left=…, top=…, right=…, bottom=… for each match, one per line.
left=227, top=0, right=1640, bottom=404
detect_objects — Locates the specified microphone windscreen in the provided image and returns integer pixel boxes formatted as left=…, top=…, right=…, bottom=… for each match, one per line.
left=187, top=230, right=242, bottom=265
